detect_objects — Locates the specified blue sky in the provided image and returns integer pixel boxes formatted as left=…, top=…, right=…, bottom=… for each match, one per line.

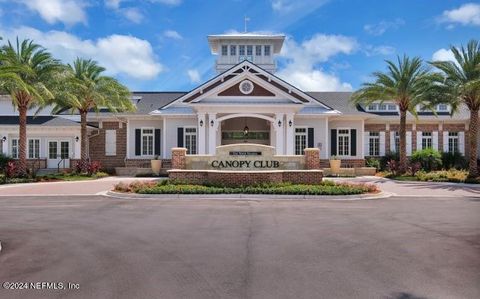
left=0, top=0, right=479, bottom=92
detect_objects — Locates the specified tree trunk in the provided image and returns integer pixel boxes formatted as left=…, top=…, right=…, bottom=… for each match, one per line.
left=398, top=109, right=407, bottom=174
left=17, top=105, right=28, bottom=177
left=80, top=111, right=89, bottom=173
left=468, top=108, right=479, bottom=178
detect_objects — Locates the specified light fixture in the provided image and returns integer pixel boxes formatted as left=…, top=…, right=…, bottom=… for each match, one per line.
left=1, top=136, right=6, bottom=142
left=199, top=120, right=204, bottom=127
left=288, top=120, right=293, bottom=127
left=278, top=120, right=282, bottom=127
left=243, top=118, right=249, bottom=136
left=210, top=120, right=214, bottom=127
left=75, top=136, right=79, bottom=142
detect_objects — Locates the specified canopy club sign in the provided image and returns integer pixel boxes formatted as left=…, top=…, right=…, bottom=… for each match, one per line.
left=169, top=144, right=323, bottom=186
left=185, top=144, right=304, bottom=171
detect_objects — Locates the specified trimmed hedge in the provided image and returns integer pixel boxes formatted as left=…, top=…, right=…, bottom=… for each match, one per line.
left=114, top=180, right=378, bottom=195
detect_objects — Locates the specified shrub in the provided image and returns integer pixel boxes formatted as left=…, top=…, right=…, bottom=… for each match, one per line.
left=0, top=153, right=13, bottom=171
left=408, top=162, right=422, bottom=176
left=5, top=161, right=17, bottom=178
left=94, top=171, right=109, bottom=178
left=415, top=169, right=468, bottom=183
left=366, top=157, right=381, bottom=171
left=380, top=152, right=399, bottom=171
left=411, top=148, right=442, bottom=171
left=441, top=152, right=467, bottom=170
left=386, top=159, right=398, bottom=176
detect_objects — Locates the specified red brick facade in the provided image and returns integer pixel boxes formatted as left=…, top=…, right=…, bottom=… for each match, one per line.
left=88, top=121, right=127, bottom=171
left=305, top=148, right=320, bottom=169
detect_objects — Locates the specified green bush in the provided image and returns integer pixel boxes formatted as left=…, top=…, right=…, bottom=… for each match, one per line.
left=366, top=157, right=381, bottom=171
left=411, top=148, right=442, bottom=171
left=380, top=152, right=399, bottom=171
left=441, top=152, right=467, bottom=170
left=115, top=180, right=378, bottom=196
left=94, top=171, right=109, bottom=178
left=0, top=153, right=13, bottom=171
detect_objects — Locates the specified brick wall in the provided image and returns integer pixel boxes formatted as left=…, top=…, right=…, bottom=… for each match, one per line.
left=168, top=170, right=323, bottom=186
left=304, top=148, right=320, bottom=169
left=89, top=122, right=127, bottom=171
left=320, top=159, right=365, bottom=168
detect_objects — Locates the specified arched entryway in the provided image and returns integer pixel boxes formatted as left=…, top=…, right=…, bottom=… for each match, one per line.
left=220, top=117, right=271, bottom=145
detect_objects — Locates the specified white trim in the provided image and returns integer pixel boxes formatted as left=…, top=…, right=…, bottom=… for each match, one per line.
left=336, top=127, right=351, bottom=157
left=183, top=126, right=198, bottom=155
left=140, top=127, right=155, bottom=157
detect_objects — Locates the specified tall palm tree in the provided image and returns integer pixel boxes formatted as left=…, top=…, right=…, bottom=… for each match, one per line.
left=351, top=55, right=441, bottom=173
left=0, top=38, right=61, bottom=176
left=54, top=58, right=135, bottom=172
left=431, top=40, right=480, bottom=177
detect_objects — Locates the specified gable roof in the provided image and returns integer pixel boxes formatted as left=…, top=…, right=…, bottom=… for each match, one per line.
left=160, top=60, right=333, bottom=110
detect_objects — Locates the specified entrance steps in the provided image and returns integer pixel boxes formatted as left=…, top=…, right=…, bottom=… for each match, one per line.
left=36, top=168, right=68, bottom=176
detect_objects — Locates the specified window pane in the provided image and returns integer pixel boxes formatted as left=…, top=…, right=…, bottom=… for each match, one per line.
left=230, top=45, right=236, bottom=56
left=255, top=45, right=262, bottom=56
left=264, top=45, right=271, bottom=56
left=49, top=142, right=57, bottom=159
left=239, top=45, right=245, bottom=55
left=247, top=45, right=253, bottom=55
left=221, top=45, right=228, bottom=56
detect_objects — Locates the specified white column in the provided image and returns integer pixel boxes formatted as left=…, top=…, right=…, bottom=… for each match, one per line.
left=285, top=113, right=294, bottom=155
left=162, top=118, right=167, bottom=158
left=275, top=113, right=285, bottom=155
left=197, top=113, right=206, bottom=154
left=208, top=113, right=217, bottom=155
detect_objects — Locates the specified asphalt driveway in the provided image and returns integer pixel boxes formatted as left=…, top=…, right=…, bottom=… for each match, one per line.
left=0, top=195, right=479, bottom=299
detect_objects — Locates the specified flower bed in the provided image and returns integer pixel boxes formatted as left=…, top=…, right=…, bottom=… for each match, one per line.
left=378, top=169, right=479, bottom=184
left=114, top=180, right=378, bottom=196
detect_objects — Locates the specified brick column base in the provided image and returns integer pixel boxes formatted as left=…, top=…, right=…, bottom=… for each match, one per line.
left=171, top=148, right=187, bottom=169
left=304, top=148, right=321, bottom=169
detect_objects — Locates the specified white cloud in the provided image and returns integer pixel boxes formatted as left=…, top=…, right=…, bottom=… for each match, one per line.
left=18, top=0, right=87, bottom=26
left=271, top=0, right=327, bottom=14
left=0, top=26, right=163, bottom=79
left=105, top=0, right=122, bottom=9
left=277, top=34, right=357, bottom=91
left=363, top=45, right=396, bottom=56
left=121, top=7, right=143, bottom=23
left=363, top=18, right=405, bottom=36
left=187, top=69, right=201, bottom=84
left=432, top=48, right=456, bottom=62
left=164, top=30, right=183, bottom=40
left=439, top=3, right=480, bottom=27
left=149, top=0, right=182, bottom=5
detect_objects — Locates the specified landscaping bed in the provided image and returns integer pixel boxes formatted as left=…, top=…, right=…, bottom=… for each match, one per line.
left=114, top=180, right=378, bottom=195
left=0, top=172, right=109, bottom=185
left=378, top=169, right=480, bottom=184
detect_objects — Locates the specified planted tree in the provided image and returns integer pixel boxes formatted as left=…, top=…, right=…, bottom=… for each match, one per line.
left=54, top=58, right=135, bottom=172
left=0, top=38, right=61, bottom=176
left=430, top=40, right=480, bottom=177
left=352, top=55, right=441, bottom=174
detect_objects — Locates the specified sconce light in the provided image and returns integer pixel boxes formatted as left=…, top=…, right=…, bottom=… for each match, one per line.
left=277, top=120, right=282, bottom=127
left=288, top=120, right=293, bottom=127
left=75, top=136, right=79, bottom=142
left=199, top=120, right=204, bottom=127
left=243, top=125, right=249, bottom=135
left=210, top=120, right=214, bottom=127
left=1, top=136, right=6, bottom=142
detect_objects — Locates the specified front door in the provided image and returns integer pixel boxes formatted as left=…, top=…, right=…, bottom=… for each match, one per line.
left=47, top=140, right=70, bottom=168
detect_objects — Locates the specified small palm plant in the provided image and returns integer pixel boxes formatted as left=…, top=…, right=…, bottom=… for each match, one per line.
left=352, top=55, right=441, bottom=174
left=54, top=58, right=135, bottom=172
left=0, top=38, right=62, bottom=176
left=430, top=40, right=480, bottom=177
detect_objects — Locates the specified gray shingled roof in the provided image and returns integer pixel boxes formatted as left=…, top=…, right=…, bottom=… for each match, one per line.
left=307, top=92, right=368, bottom=116
left=0, top=116, right=80, bottom=126
left=132, top=92, right=185, bottom=114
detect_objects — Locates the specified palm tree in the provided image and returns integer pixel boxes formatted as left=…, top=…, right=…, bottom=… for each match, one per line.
left=54, top=58, right=135, bottom=172
left=0, top=38, right=61, bottom=176
left=351, top=55, right=441, bottom=173
left=430, top=40, right=480, bottom=177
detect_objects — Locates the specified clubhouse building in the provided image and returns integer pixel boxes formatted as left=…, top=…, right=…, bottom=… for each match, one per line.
left=0, top=33, right=471, bottom=173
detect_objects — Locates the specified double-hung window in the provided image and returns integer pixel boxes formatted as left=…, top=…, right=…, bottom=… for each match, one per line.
left=141, top=128, right=154, bottom=156
left=230, top=45, right=236, bottom=56
left=221, top=45, right=228, bottom=56
left=294, top=128, right=307, bottom=155
left=184, top=127, right=197, bottom=155
left=264, top=45, right=271, bottom=56
left=394, top=132, right=400, bottom=153
left=422, top=132, right=432, bottom=149
left=11, top=138, right=18, bottom=159
left=337, top=129, right=350, bottom=156
left=28, top=139, right=40, bottom=159
left=448, top=132, right=459, bottom=153
left=239, top=45, right=245, bottom=56
left=369, top=132, right=380, bottom=156
left=246, top=45, right=253, bottom=56
left=255, top=45, right=262, bottom=56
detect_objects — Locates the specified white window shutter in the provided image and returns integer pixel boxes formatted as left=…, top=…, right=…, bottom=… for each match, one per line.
left=364, top=131, right=369, bottom=156
left=390, top=131, right=395, bottom=153
left=443, top=131, right=449, bottom=152
left=432, top=131, right=438, bottom=150
left=459, top=131, right=465, bottom=155
left=416, top=131, right=422, bottom=151
left=105, top=130, right=117, bottom=156
left=406, top=131, right=412, bottom=155
left=379, top=132, right=385, bottom=156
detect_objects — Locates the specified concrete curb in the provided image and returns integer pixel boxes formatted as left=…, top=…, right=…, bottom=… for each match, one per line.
left=104, top=190, right=393, bottom=201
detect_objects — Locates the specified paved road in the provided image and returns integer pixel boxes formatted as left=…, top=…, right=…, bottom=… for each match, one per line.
left=0, top=195, right=479, bottom=299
